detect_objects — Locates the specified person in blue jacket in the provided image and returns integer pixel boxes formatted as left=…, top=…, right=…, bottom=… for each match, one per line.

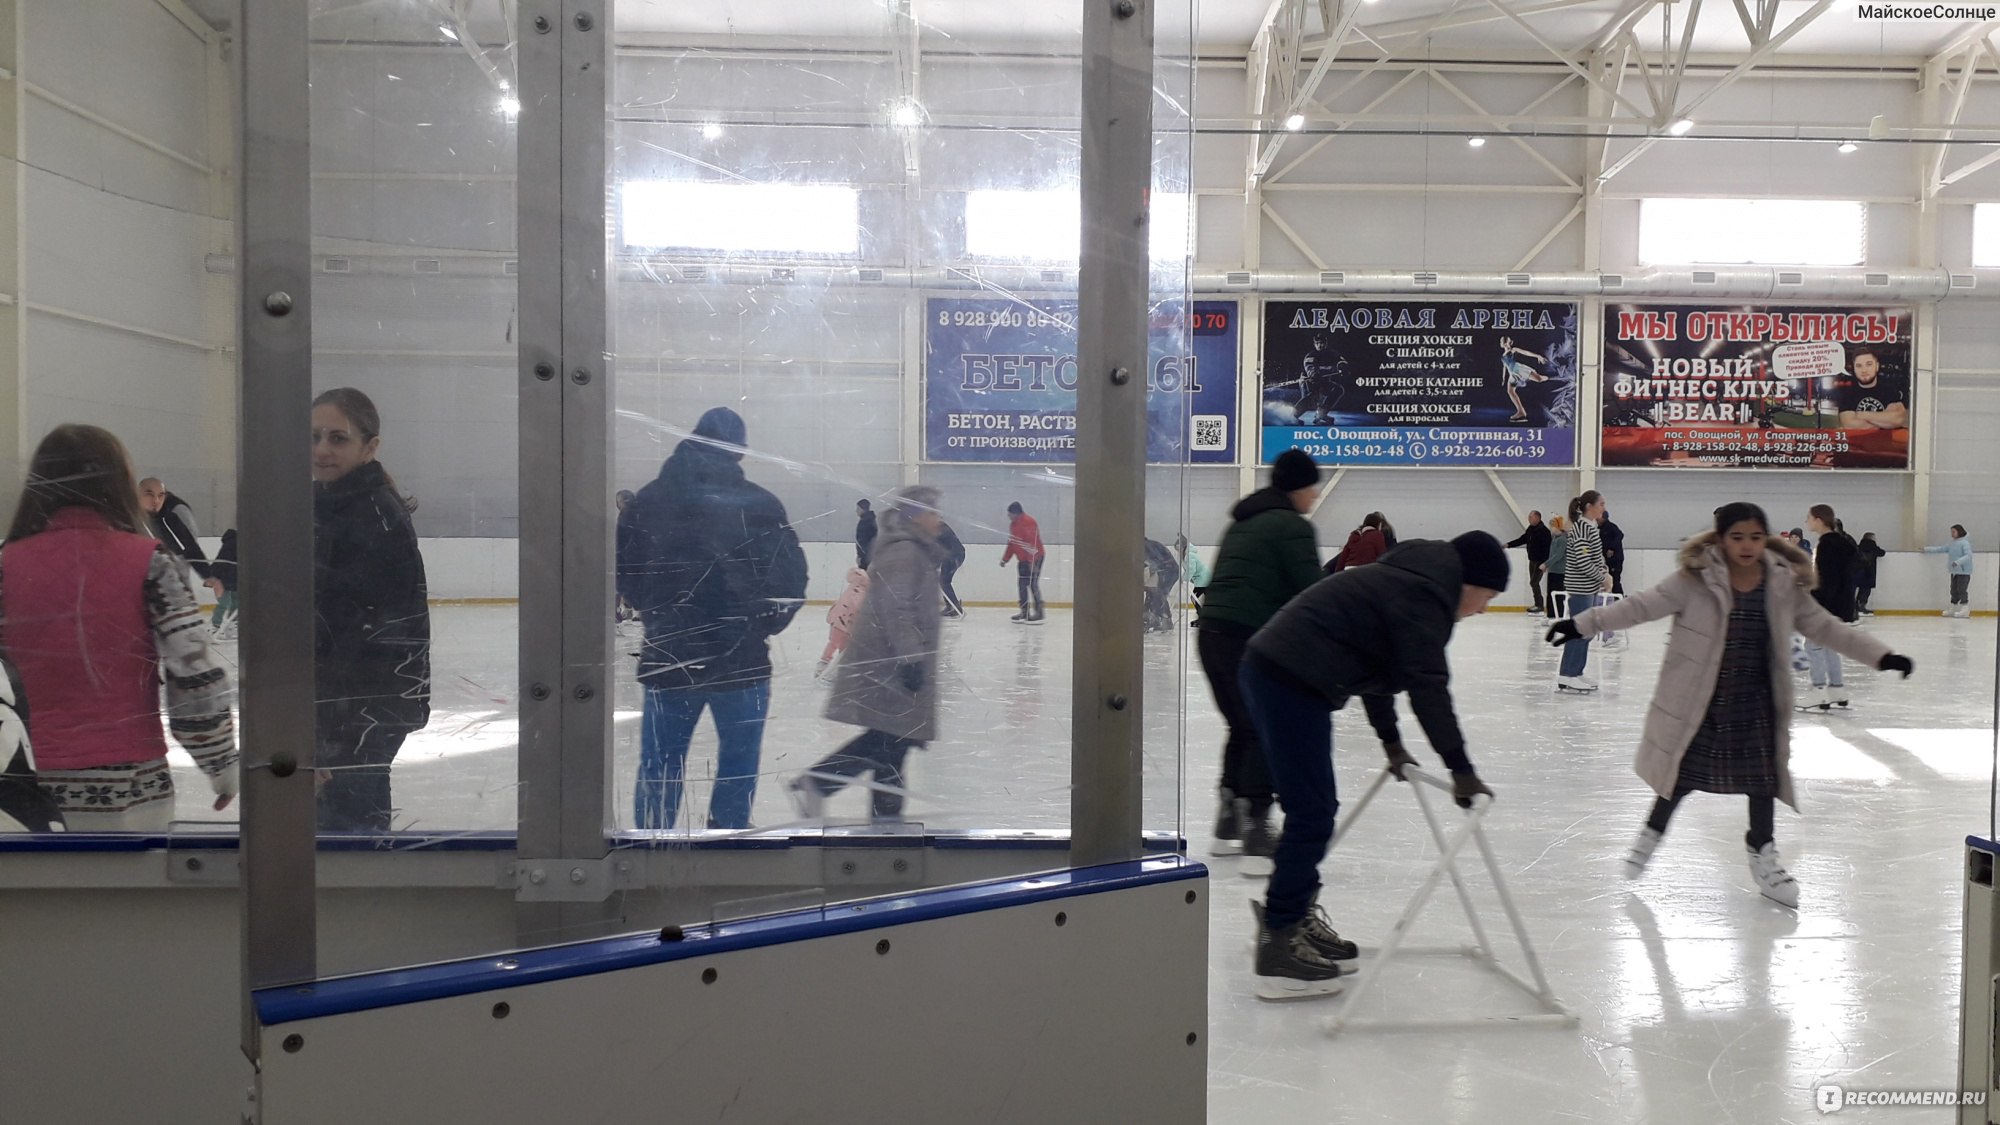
left=1924, top=524, right=1974, bottom=618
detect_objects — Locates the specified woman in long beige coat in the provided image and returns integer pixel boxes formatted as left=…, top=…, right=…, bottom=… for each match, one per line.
left=1546, top=501, right=1915, bottom=908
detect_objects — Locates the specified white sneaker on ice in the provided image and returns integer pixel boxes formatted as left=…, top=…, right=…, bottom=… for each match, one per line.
left=1555, top=675, right=1598, bottom=693
left=1625, top=826, right=1662, bottom=879
left=1943, top=608, right=1957, bottom=617
left=1747, top=842, right=1799, bottom=908
left=1958, top=607, right=1974, bottom=618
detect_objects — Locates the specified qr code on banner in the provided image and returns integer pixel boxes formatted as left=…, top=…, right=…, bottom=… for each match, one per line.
left=1191, top=415, right=1228, bottom=451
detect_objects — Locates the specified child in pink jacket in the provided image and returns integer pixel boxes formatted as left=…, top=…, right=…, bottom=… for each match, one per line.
left=819, top=567, right=871, bottom=680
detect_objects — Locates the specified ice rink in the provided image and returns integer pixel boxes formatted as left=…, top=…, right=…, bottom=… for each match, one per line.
left=171, top=603, right=1994, bottom=1122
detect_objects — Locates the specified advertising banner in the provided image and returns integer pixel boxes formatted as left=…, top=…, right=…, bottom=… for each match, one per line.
left=1601, top=305, right=1912, bottom=469
left=923, top=297, right=1239, bottom=464
left=1259, top=300, right=1580, bottom=466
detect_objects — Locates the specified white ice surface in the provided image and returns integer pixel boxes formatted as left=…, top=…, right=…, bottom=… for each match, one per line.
left=165, top=606, right=1994, bottom=1123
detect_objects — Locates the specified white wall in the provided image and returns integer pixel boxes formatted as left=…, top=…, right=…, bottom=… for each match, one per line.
left=13, top=1, right=231, bottom=519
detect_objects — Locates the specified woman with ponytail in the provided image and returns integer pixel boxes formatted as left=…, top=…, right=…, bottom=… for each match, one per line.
left=1554, top=490, right=1611, bottom=692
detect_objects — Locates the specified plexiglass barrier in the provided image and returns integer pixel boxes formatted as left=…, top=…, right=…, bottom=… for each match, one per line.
left=0, top=0, right=1202, bottom=985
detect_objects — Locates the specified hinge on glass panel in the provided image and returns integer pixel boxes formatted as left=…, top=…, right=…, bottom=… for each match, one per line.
left=509, top=856, right=639, bottom=902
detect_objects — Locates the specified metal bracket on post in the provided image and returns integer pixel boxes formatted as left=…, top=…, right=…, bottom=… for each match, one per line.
left=509, top=856, right=638, bottom=902
left=1071, top=0, right=1156, bottom=869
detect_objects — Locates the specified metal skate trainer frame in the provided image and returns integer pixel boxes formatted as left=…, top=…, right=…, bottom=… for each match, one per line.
left=1324, top=765, right=1577, bottom=1036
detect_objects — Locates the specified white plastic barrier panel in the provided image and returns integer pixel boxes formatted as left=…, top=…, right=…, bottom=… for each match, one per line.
left=254, top=857, right=1208, bottom=1124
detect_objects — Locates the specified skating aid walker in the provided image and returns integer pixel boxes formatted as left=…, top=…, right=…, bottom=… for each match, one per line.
left=1318, top=762, right=1578, bottom=1037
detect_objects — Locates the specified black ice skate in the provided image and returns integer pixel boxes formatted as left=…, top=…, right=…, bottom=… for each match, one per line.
left=1240, top=802, right=1277, bottom=858
left=1251, top=898, right=1357, bottom=961
left=1254, top=916, right=1348, bottom=1001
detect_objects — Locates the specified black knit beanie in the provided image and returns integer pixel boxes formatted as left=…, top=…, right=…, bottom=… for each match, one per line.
left=1451, top=530, right=1511, bottom=593
left=1270, top=449, right=1320, bottom=493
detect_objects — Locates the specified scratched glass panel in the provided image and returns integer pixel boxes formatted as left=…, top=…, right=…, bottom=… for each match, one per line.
left=603, top=0, right=1199, bottom=928
left=0, top=2, right=241, bottom=839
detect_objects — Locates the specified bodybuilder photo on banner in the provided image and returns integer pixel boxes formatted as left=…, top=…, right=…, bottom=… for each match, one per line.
left=1601, top=304, right=1913, bottom=469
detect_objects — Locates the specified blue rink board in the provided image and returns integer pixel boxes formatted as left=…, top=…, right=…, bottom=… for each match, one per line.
left=255, top=854, right=1206, bottom=1025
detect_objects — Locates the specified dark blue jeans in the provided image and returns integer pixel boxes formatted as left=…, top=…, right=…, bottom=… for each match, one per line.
left=1239, top=652, right=1336, bottom=933
left=637, top=681, right=770, bottom=829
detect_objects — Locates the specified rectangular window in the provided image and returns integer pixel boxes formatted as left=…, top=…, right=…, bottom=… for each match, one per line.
left=1638, top=198, right=1866, bottom=267
left=1973, top=203, right=2000, bottom=268
left=620, top=181, right=861, bottom=256
left=964, top=189, right=1192, bottom=263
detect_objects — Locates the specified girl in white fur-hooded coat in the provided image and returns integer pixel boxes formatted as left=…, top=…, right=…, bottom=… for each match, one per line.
left=1545, top=501, right=1915, bottom=908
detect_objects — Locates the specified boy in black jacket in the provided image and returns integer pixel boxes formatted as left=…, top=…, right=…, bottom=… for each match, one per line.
left=1240, top=532, right=1509, bottom=1000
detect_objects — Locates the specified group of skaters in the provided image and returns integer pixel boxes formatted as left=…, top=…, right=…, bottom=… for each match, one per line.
left=614, top=407, right=1062, bottom=828
left=1190, top=449, right=1925, bottom=1000
left=0, top=388, right=433, bottom=835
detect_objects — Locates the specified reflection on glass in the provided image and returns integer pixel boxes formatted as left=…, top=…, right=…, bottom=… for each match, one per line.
left=1, top=425, right=238, bottom=831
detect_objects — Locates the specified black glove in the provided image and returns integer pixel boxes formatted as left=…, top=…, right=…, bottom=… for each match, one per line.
left=897, top=663, right=926, bottom=693
left=1877, top=653, right=1914, bottom=678
left=1544, top=619, right=1581, bottom=647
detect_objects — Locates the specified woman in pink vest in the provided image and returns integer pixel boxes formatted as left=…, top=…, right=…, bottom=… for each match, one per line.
left=0, top=424, right=237, bottom=830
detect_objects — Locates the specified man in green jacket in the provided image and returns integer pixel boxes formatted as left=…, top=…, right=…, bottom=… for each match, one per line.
left=1196, top=449, right=1324, bottom=856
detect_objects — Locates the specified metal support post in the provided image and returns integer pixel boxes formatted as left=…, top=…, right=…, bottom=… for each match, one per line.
left=515, top=0, right=615, bottom=943
left=1070, top=0, right=1154, bottom=867
left=236, top=0, right=321, bottom=1051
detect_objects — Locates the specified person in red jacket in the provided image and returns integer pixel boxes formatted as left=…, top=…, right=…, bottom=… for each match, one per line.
left=0, top=424, right=237, bottom=830
left=1000, top=500, right=1047, bottom=624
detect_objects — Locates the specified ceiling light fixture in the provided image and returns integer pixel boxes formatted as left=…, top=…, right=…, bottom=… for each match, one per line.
left=1838, top=141, right=1858, bottom=154
left=497, top=96, right=520, bottom=117
left=1668, top=118, right=1694, bottom=136
left=891, top=101, right=923, bottom=128
left=1283, top=113, right=1305, bottom=132
left=1467, top=136, right=1486, bottom=148
left=439, top=24, right=459, bottom=42
left=702, top=122, right=726, bottom=141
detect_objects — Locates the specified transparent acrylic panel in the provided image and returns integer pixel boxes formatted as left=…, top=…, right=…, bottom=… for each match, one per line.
left=606, top=0, right=1195, bottom=921
left=0, top=1, right=240, bottom=837
left=305, top=4, right=520, bottom=973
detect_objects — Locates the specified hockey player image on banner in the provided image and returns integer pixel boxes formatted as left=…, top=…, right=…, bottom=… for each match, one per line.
left=1260, top=300, right=1580, bottom=467
left=1600, top=304, right=1913, bottom=469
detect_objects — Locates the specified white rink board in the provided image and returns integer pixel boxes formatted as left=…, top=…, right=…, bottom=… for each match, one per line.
left=256, top=860, right=1208, bottom=1125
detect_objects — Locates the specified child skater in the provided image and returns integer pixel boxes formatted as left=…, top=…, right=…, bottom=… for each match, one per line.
left=819, top=566, right=872, bottom=681
left=1545, top=502, right=1915, bottom=907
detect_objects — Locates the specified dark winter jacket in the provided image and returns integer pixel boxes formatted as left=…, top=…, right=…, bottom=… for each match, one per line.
left=1857, top=537, right=1885, bottom=590
left=618, top=437, right=809, bottom=691
left=1327, top=526, right=1388, bottom=574
left=856, top=510, right=878, bottom=569
left=1600, top=519, right=1626, bottom=577
left=1505, top=522, right=1552, bottom=565
left=1811, top=528, right=1860, bottom=622
left=211, top=529, right=238, bottom=593
left=936, top=521, right=966, bottom=567
left=1144, top=538, right=1180, bottom=588
left=314, top=462, right=431, bottom=735
left=1197, top=488, right=1322, bottom=637
left=1248, top=540, right=1471, bottom=765
left=150, top=492, right=211, bottom=581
